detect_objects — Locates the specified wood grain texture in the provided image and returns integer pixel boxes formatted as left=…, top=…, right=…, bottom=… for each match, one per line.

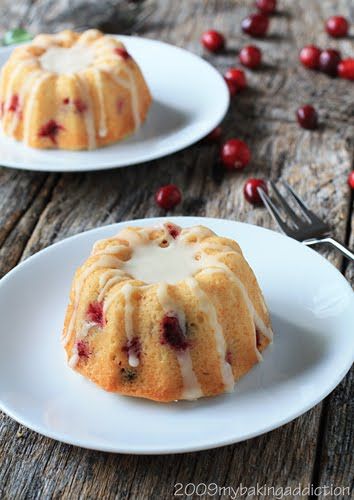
left=0, top=1, right=353, bottom=498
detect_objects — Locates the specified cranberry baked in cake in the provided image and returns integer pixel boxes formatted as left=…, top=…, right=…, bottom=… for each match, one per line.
left=62, top=223, right=273, bottom=402
left=0, top=29, right=151, bottom=149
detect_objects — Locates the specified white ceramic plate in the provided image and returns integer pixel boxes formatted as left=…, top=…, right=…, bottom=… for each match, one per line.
left=0, top=36, right=229, bottom=172
left=0, top=217, right=353, bottom=454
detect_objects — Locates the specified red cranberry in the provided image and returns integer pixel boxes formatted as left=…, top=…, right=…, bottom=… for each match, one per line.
left=114, top=47, right=130, bottom=59
left=63, top=97, right=70, bottom=105
left=296, top=105, right=318, bottom=130
left=122, top=336, right=141, bottom=361
left=117, top=99, right=124, bottom=113
left=325, top=16, right=349, bottom=38
left=224, top=68, right=247, bottom=91
left=39, top=120, right=64, bottom=144
left=243, top=178, right=268, bottom=205
left=225, top=350, right=232, bottom=364
left=319, top=49, right=341, bottom=76
left=348, top=171, right=354, bottom=190
left=8, top=94, right=19, bottom=112
left=165, top=222, right=181, bottom=239
left=338, top=59, right=354, bottom=80
left=204, top=125, right=222, bottom=142
left=77, top=340, right=91, bottom=359
left=220, top=139, right=251, bottom=170
left=242, top=13, right=269, bottom=38
left=256, top=0, right=276, bottom=14
left=87, top=301, right=105, bottom=327
left=74, top=99, right=87, bottom=113
left=299, top=45, right=321, bottom=70
left=201, top=30, right=225, bottom=53
left=239, top=45, right=262, bottom=69
left=155, top=184, right=182, bottom=210
left=161, top=314, right=189, bottom=351
left=224, top=77, right=238, bottom=96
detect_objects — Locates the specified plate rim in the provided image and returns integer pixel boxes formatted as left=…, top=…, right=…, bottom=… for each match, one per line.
left=0, top=35, right=230, bottom=172
left=0, top=216, right=353, bottom=454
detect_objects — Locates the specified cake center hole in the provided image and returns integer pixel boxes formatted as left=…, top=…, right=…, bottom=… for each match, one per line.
left=39, top=44, right=94, bottom=74
left=122, top=240, right=201, bottom=285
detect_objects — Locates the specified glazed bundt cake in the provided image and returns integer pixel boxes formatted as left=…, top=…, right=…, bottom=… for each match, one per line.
left=62, top=222, right=273, bottom=402
left=0, top=29, right=151, bottom=149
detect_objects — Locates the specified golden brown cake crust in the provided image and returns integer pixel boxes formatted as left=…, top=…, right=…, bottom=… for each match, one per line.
left=62, top=222, right=273, bottom=402
left=0, top=29, right=151, bottom=150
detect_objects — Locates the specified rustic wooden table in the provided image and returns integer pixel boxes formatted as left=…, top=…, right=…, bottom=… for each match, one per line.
left=0, top=1, right=353, bottom=498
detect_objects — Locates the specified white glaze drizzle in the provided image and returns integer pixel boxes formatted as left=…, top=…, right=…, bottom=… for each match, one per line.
left=93, top=224, right=272, bottom=349
left=3, top=59, right=35, bottom=102
left=93, top=245, right=126, bottom=256
left=98, top=269, right=127, bottom=302
left=74, top=256, right=122, bottom=297
left=74, top=73, right=96, bottom=149
left=120, top=283, right=140, bottom=367
left=124, top=65, right=140, bottom=130
left=200, top=242, right=241, bottom=254
left=39, top=45, right=94, bottom=74
left=254, top=328, right=263, bottom=362
left=198, top=266, right=273, bottom=341
left=4, top=61, right=38, bottom=134
left=94, top=69, right=107, bottom=137
left=101, top=70, right=131, bottom=90
left=103, top=279, right=131, bottom=316
left=91, top=36, right=109, bottom=50
left=78, top=29, right=102, bottom=45
left=117, top=227, right=149, bottom=246
left=62, top=255, right=122, bottom=346
left=185, top=277, right=234, bottom=392
left=1, top=32, right=143, bottom=145
left=64, top=223, right=273, bottom=395
left=179, top=225, right=214, bottom=243
left=123, top=236, right=200, bottom=285
left=32, top=36, right=57, bottom=49
left=23, top=72, right=52, bottom=145
left=11, top=71, right=43, bottom=134
left=97, top=63, right=140, bottom=130
left=93, top=38, right=124, bottom=61
left=198, top=266, right=271, bottom=361
left=68, top=320, right=96, bottom=367
left=178, top=223, right=272, bottom=358
left=198, top=238, right=273, bottom=358
left=94, top=36, right=141, bottom=130
left=91, top=236, right=127, bottom=255
left=197, top=269, right=264, bottom=362
left=157, top=282, right=203, bottom=400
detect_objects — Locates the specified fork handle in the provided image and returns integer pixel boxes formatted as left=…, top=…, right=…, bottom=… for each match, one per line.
left=304, top=237, right=354, bottom=262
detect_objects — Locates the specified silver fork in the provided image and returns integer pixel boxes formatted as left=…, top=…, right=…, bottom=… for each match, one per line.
left=258, top=181, right=354, bottom=261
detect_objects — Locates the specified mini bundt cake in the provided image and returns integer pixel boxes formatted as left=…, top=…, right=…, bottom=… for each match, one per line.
left=62, top=222, right=273, bottom=402
left=0, top=29, right=151, bottom=149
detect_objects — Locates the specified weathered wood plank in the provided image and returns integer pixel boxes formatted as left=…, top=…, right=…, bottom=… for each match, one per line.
left=317, top=209, right=354, bottom=499
left=316, top=370, right=354, bottom=500
left=0, top=0, right=353, bottom=498
left=0, top=169, right=46, bottom=248
left=0, top=170, right=58, bottom=277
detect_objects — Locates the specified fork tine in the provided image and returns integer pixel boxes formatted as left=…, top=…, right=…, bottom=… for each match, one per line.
left=269, top=181, right=303, bottom=228
left=282, top=182, right=322, bottom=223
left=257, top=187, right=291, bottom=234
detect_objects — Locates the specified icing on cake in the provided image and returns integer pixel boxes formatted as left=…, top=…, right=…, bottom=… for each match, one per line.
left=62, top=222, right=273, bottom=401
